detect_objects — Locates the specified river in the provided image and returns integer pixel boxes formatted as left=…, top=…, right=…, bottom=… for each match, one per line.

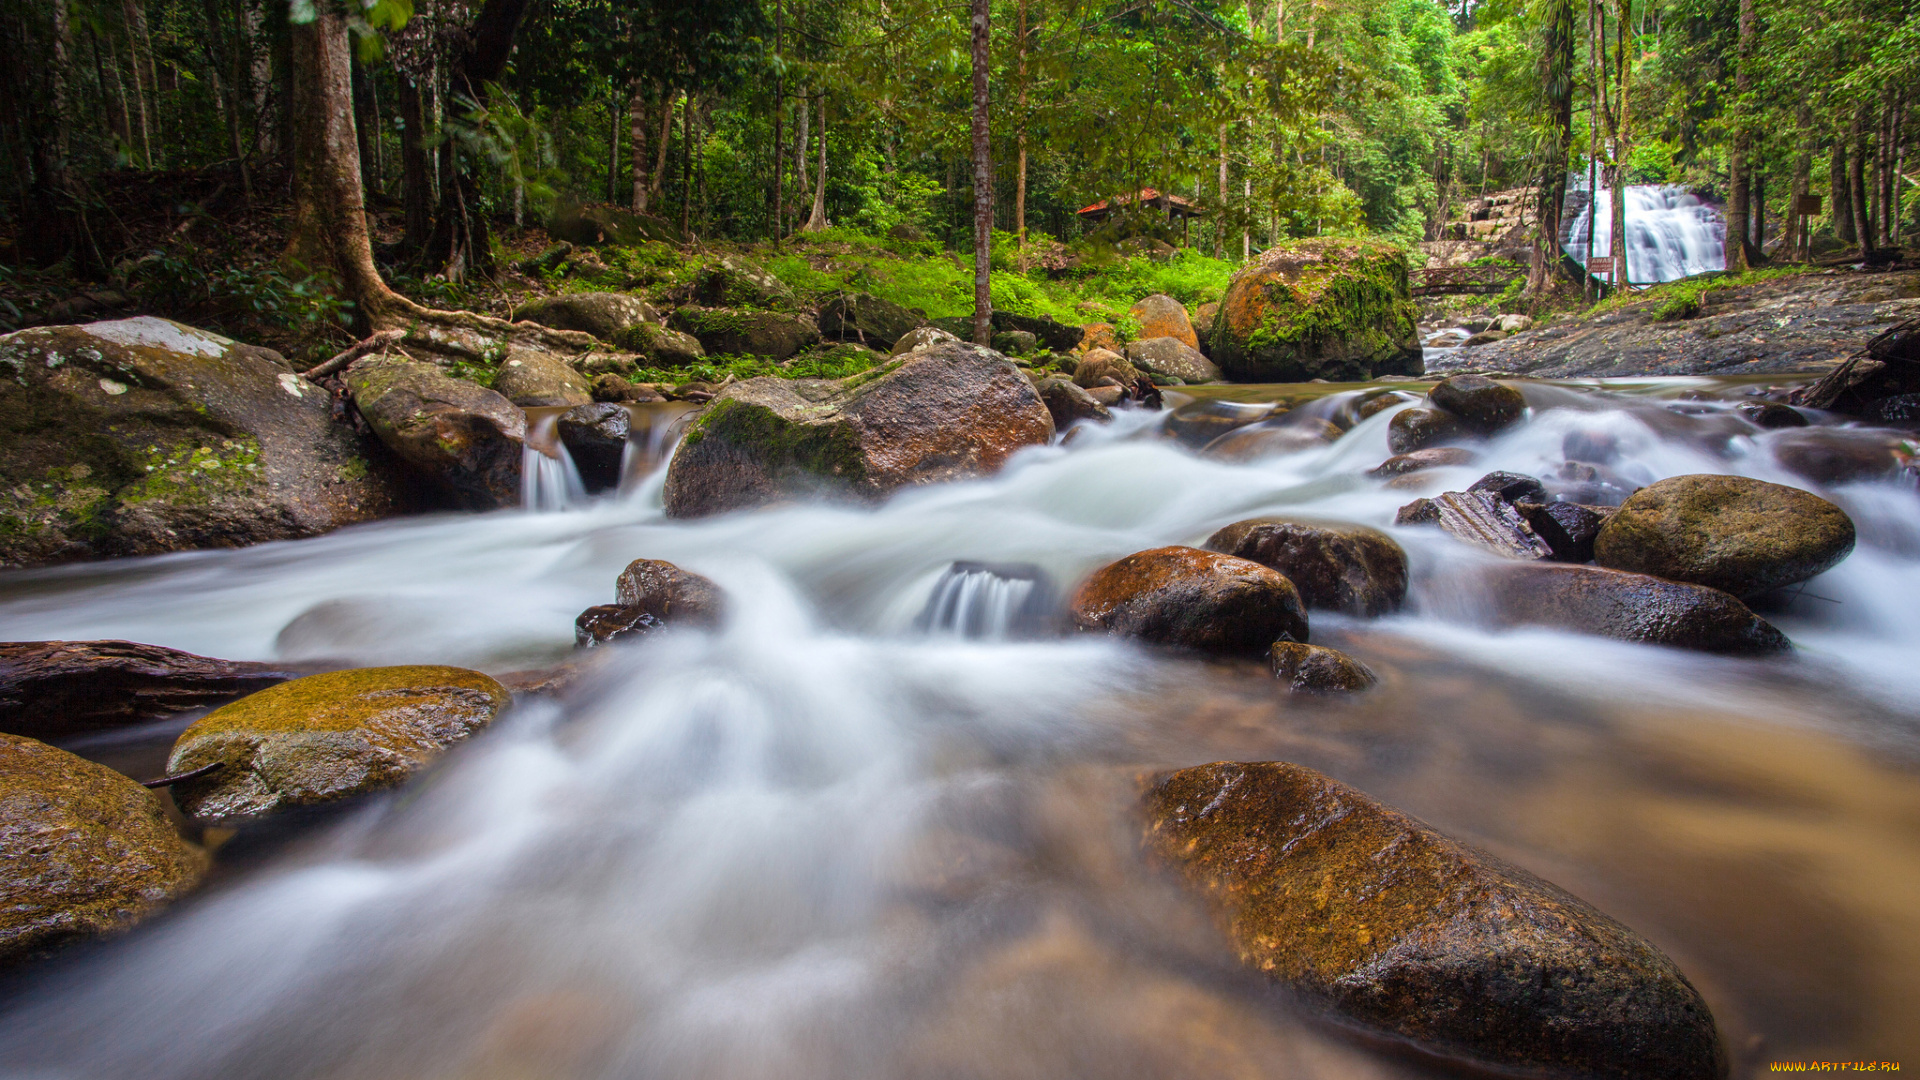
left=1, top=379, right=1915, bottom=1079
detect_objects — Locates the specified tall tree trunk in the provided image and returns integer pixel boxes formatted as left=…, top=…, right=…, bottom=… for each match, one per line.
left=121, top=0, right=153, bottom=167
left=682, top=92, right=697, bottom=237
left=397, top=72, right=432, bottom=254
left=88, top=26, right=130, bottom=153
left=1851, top=105, right=1874, bottom=252
left=245, top=0, right=274, bottom=158
left=604, top=91, right=618, bottom=203
left=803, top=90, right=828, bottom=232
left=352, top=54, right=378, bottom=199
left=651, top=91, right=672, bottom=203
left=1787, top=106, right=1812, bottom=262
left=422, top=0, right=533, bottom=280
left=1832, top=135, right=1857, bottom=244
left=1216, top=123, right=1228, bottom=259
left=772, top=0, right=785, bottom=244
left=794, top=90, right=809, bottom=204
left=629, top=80, right=648, bottom=211
left=1751, top=171, right=1765, bottom=253
left=1607, top=0, right=1629, bottom=286
left=1530, top=0, right=1575, bottom=295
left=1013, top=0, right=1028, bottom=249
left=1723, top=0, right=1753, bottom=271
left=969, top=0, right=992, bottom=345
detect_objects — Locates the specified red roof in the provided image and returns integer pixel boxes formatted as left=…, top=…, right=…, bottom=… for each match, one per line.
left=1077, top=188, right=1203, bottom=216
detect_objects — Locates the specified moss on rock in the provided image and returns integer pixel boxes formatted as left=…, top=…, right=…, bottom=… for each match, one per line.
left=1210, top=237, right=1421, bottom=382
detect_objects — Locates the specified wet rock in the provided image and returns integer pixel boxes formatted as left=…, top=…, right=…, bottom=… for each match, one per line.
left=1209, top=238, right=1422, bottom=382
left=0, top=318, right=412, bottom=568
left=1348, top=389, right=1414, bottom=424
left=346, top=354, right=526, bottom=509
left=1068, top=546, right=1306, bottom=656
left=1401, top=491, right=1552, bottom=559
left=991, top=311, right=1084, bottom=353
left=557, top=402, right=629, bottom=492
left=1545, top=460, right=1642, bottom=506
left=663, top=342, right=1053, bottom=517
left=1428, top=374, right=1525, bottom=434
left=1036, top=378, right=1111, bottom=429
left=668, top=307, right=820, bottom=362
left=1140, top=761, right=1727, bottom=1078
left=165, top=665, right=511, bottom=821
left=1204, top=518, right=1407, bottom=616
left=1, top=733, right=208, bottom=966
left=1125, top=337, right=1221, bottom=384
left=1736, top=400, right=1808, bottom=429
left=1770, top=428, right=1903, bottom=485
left=1497, top=313, right=1534, bottom=333
left=512, top=293, right=659, bottom=344
left=1387, top=407, right=1469, bottom=454
left=1368, top=446, right=1478, bottom=478
left=691, top=255, right=798, bottom=310
left=1462, top=329, right=1509, bottom=347
left=1593, top=474, right=1855, bottom=598
left=889, top=325, right=962, bottom=357
left=1794, top=316, right=1920, bottom=414
left=1268, top=642, right=1377, bottom=691
left=1127, top=294, right=1200, bottom=350
left=1467, top=469, right=1547, bottom=504
left=1071, top=348, right=1138, bottom=389
left=0, top=640, right=311, bottom=742
left=1562, top=428, right=1622, bottom=464
left=1865, top=393, right=1920, bottom=425
left=1486, top=562, right=1791, bottom=654
left=991, top=330, right=1039, bottom=356
left=1518, top=501, right=1608, bottom=563
left=816, top=292, right=927, bottom=348
left=614, top=558, right=727, bottom=623
left=492, top=347, right=593, bottom=407
left=1202, top=417, right=1342, bottom=463
left=610, top=322, right=705, bottom=367
left=1164, top=402, right=1272, bottom=449
left=589, top=374, right=666, bottom=404
left=1192, top=302, right=1220, bottom=354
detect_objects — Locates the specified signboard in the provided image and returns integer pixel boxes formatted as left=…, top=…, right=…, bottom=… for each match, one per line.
left=1586, top=256, right=1615, bottom=274
left=1797, top=194, right=1823, bottom=215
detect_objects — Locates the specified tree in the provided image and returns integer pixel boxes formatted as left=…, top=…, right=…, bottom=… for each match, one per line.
left=421, top=0, right=533, bottom=280
left=969, top=0, right=990, bottom=344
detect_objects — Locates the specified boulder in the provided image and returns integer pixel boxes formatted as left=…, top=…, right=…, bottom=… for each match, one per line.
left=1484, top=562, right=1791, bottom=654
left=1466, top=469, right=1547, bottom=504
left=668, top=308, right=820, bottom=362
left=1125, top=337, right=1221, bottom=384
left=575, top=559, right=727, bottom=647
left=991, top=330, right=1039, bottom=356
left=612, top=323, right=706, bottom=367
left=0, top=640, right=309, bottom=742
left=1, top=733, right=208, bottom=966
left=1202, top=417, right=1343, bottom=462
left=1736, top=401, right=1807, bottom=429
left=1127, top=294, right=1199, bottom=350
left=1519, top=501, right=1609, bottom=563
left=165, top=665, right=511, bottom=821
left=1078, top=323, right=1121, bottom=355
left=690, top=255, right=798, bottom=310
left=1268, top=642, right=1377, bottom=691
left=0, top=318, right=410, bottom=568
left=1386, top=407, right=1468, bottom=454
left=889, top=326, right=962, bottom=357
left=1592, top=474, right=1856, bottom=598
left=590, top=374, right=666, bottom=404
left=512, top=293, right=659, bottom=344
left=345, top=354, right=526, bottom=509
left=1368, top=446, right=1478, bottom=478
left=1192, top=302, right=1220, bottom=354
left=1463, top=329, right=1509, bottom=347
left=557, top=402, right=630, bottom=492
left=1068, top=546, right=1307, bottom=655
left=1140, top=761, right=1726, bottom=1079
left=1208, top=238, right=1422, bottom=382
left=545, top=203, right=682, bottom=247
left=993, top=311, right=1083, bottom=353
left=492, top=347, right=593, bottom=407
left=816, top=292, right=927, bottom=347
left=1429, top=374, right=1526, bottom=434
left=1398, top=490, right=1552, bottom=559
left=1085, top=385, right=1128, bottom=407
left=1071, top=348, right=1139, bottom=390
left=663, top=342, right=1053, bottom=517
left=1036, top=378, right=1112, bottom=429
left=1770, top=429, right=1904, bottom=486
left=1164, top=402, right=1273, bottom=449
left=1497, top=313, right=1534, bottom=334
left=1204, top=518, right=1407, bottom=616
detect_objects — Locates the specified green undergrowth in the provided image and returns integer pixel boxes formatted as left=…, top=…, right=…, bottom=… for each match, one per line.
left=1588, top=266, right=1801, bottom=320
left=626, top=349, right=887, bottom=386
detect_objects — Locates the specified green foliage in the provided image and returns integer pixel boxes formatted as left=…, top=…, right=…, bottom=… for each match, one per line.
left=626, top=347, right=886, bottom=387
left=1590, top=267, right=1800, bottom=319
left=133, top=254, right=355, bottom=347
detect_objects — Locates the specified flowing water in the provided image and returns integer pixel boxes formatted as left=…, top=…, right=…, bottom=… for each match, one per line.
left=1564, top=182, right=1728, bottom=284
left=3, top=381, right=1919, bottom=1079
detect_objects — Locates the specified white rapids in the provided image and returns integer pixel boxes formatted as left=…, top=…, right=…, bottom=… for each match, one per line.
left=1564, top=182, right=1727, bottom=284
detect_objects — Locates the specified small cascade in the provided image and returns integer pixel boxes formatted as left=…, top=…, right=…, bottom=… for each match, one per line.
left=618, top=401, right=701, bottom=494
left=917, top=561, right=1055, bottom=640
left=520, top=411, right=589, bottom=512
left=1563, top=180, right=1725, bottom=284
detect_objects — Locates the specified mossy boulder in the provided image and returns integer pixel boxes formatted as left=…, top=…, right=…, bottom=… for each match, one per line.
left=165, top=665, right=510, bottom=821
left=662, top=342, right=1053, bottom=517
left=611, top=322, right=705, bottom=367
left=1, top=732, right=208, bottom=966
left=1141, top=761, right=1726, bottom=1079
left=513, top=292, right=659, bottom=343
left=1593, top=475, right=1856, bottom=598
left=545, top=203, right=683, bottom=248
left=691, top=256, right=799, bottom=310
left=0, top=318, right=412, bottom=568
left=1071, top=348, right=1137, bottom=389
left=817, top=292, right=928, bottom=348
left=1209, top=238, right=1422, bottom=382
left=492, top=347, right=592, bottom=407
left=1125, top=337, right=1220, bottom=384
left=1127, top=294, right=1199, bottom=349
left=1068, top=546, right=1307, bottom=655
left=344, top=354, right=526, bottom=509
left=669, top=307, right=820, bottom=361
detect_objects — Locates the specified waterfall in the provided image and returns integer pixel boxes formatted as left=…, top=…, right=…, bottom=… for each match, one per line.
left=1563, top=181, right=1726, bottom=285
left=520, top=412, right=588, bottom=512
left=917, top=561, right=1055, bottom=639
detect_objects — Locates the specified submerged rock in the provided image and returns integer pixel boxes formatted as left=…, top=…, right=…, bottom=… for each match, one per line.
left=1368, top=446, right=1478, bottom=478
left=346, top=354, right=526, bottom=509
left=1386, top=407, right=1468, bottom=454
left=1127, top=294, right=1199, bottom=350
left=1594, top=474, right=1855, bottom=598
left=0, top=640, right=308, bottom=742
left=165, top=666, right=511, bottom=821
left=1164, top=402, right=1272, bottom=449
left=1769, top=428, right=1904, bottom=486
left=0, top=318, right=410, bottom=568
left=1201, top=417, right=1342, bottom=462
left=1068, top=546, right=1306, bottom=655
left=1204, top=518, right=1407, bottom=616
left=663, top=343, right=1052, bottom=517
left=575, top=559, right=727, bottom=647
left=1208, top=238, right=1422, bottom=382
left=1486, top=562, right=1791, bottom=654
left=1141, top=761, right=1725, bottom=1079
left=1429, top=374, right=1526, bottom=434
left=513, top=293, right=659, bottom=344
left=1268, top=642, right=1377, bottom=691
left=492, top=347, right=592, bottom=407
left=1, top=733, right=208, bottom=966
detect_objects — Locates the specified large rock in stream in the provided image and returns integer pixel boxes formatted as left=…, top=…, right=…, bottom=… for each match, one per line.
left=166, top=665, right=511, bottom=821
left=575, top=559, right=727, bottom=646
left=1594, top=474, right=1855, bottom=598
left=0, top=640, right=311, bottom=742
left=492, top=347, right=592, bottom=407
left=1207, top=238, right=1422, bottom=382
left=1141, top=760, right=1726, bottom=1079
left=663, top=342, right=1053, bottom=517
left=1204, top=518, right=1407, bottom=616
left=1484, top=562, right=1790, bottom=654
left=0, top=318, right=411, bottom=568
left=1069, top=546, right=1307, bottom=655
left=2, top=732, right=208, bottom=966
left=345, top=354, right=526, bottom=509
